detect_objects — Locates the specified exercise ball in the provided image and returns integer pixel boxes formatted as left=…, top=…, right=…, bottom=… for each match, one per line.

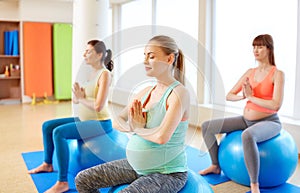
left=218, top=129, right=298, bottom=187
left=108, top=170, right=213, bottom=193
left=68, top=129, right=129, bottom=176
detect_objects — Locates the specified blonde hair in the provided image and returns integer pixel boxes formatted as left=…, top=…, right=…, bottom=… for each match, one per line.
left=149, top=35, right=185, bottom=85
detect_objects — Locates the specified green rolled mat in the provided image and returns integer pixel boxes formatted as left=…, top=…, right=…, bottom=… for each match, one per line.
left=53, top=23, right=73, bottom=100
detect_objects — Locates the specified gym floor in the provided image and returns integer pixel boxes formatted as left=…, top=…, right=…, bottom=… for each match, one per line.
left=0, top=100, right=299, bottom=193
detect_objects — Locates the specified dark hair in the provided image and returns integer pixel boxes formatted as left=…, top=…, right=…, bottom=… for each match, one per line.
left=252, top=34, right=276, bottom=66
left=148, top=35, right=185, bottom=85
left=87, top=40, right=114, bottom=71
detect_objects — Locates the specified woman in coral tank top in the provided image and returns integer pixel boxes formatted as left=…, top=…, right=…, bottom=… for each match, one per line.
left=199, top=34, right=285, bottom=193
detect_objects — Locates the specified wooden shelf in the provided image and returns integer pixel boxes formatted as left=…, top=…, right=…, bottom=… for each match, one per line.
left=0, top=20, right=21, bottom=103
left=0, top=76, right=21, bottom=80
left=0, top=98, right=21, bottom=105
left=0, top=55, right=20, bottom=58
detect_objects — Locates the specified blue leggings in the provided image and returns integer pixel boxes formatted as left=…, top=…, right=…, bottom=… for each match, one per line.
left=201, top=113, right=281, bottom=183
left=42, top=117, right=112, bottom=182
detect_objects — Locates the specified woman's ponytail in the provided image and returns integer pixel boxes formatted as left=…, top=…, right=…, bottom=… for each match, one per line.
left=174, top=49, right=185, bottom=85
left=104, top=49, right=114, bottom=72
left=87, top=40, right=114, bottom=72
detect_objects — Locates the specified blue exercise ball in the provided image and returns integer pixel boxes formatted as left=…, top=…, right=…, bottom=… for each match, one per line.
left=108, top=170, right=213, bottom=193
left=218, top=129, right=298, bottom=187
left=68, top=129, right=129, bottom=176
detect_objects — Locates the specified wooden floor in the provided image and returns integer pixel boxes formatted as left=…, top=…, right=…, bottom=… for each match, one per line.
left=0, top=101, right=299, bottom=193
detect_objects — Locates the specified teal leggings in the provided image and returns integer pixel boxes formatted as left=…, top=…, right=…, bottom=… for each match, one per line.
left=42, top=117, right=112, bottom=182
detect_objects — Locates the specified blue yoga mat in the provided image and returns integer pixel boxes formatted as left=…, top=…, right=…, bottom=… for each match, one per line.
left=22, top=146, right=229, bottom=193
left=185, top=146, right=230, bottom=185
left=22, top=151, right=110, bottom=193
left=22, top=147, right=299, bottom=193
left=246, top=183, right=300, bottom=193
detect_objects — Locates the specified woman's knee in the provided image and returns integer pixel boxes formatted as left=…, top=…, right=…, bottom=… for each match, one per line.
left=75, top=170, right=84, bottom=185
left=53, top=126, right=66, bottom=140
left=242, top=130, right=255, bottom=144
left=42, top=120, right=56, bottom=134
left=75, top=170, right=88, bottom=191
left=201, top=121, right=210, bottom=135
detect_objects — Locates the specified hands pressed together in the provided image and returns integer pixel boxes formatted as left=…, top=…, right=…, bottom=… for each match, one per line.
left=243, top=77, right=253, bottom=99
left=72, top=82, right=86, bottom=103
left=128, top=99, right=146, bottom=132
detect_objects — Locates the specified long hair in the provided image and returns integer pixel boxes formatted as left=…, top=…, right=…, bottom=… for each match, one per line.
left=87, top=40, right=114, bottom=71
left=252, top=34, right=276, bottom=66
left=148, top=35, right=185, bottom=85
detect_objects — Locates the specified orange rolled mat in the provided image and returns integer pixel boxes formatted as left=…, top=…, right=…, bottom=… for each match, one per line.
left=23, top=22, right=53, bottom=97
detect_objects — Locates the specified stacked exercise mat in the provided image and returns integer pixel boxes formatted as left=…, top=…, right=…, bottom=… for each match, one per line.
left=4, top=30, right=19, bottom=56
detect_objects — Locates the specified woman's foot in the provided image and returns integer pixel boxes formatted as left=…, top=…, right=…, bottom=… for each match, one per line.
left=250, top=183, right=260, bottom=193
left=198, top=164, right=221, bottom=175
left=28, top=162, right=53, bottom=174
left=44, top=181, right=69, bottom=193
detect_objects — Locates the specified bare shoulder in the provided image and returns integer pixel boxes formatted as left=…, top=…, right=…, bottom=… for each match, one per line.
left=244, top=68, right=254, bottom=77
left=275, top=68, right=285, bottom=76
left=176, top=84, right=189, bottom=94
left=274, top=68, right=285, bottom=81
left=170, top=84, right=190, bottom=102
left=98, top=69, right=111, bottom=80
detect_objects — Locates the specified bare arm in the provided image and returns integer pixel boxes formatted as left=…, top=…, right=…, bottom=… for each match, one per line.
left=226, top=69, right=253, bottom=101
left=112, top=106, right=131, bottom=132
left=244, top=69, right=284, bottom=111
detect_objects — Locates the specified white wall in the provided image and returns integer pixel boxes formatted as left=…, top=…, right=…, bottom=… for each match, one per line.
left=0, top=0, right=73, bottom=23
left=19, top=0, right=73, bottom=23
left=0, top=1, right=19, bottom=20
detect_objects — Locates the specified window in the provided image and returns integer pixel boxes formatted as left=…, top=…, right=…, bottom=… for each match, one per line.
left=156, top=0, right=198, bottom=40
left=156, top=0, right=199, bottom=97
left=116, top=0, right=152, bottom=78
left=114, top=0, right=199, bottom=101
left=120, top=0, right=152, bottom=30
left=213, top=0, right=298, bottom=117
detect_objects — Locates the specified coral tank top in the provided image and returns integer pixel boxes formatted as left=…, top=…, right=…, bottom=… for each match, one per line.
left=245, top=66, right=277, bottom=114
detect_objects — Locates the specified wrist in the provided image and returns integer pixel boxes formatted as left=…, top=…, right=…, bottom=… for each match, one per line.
left=72, top=98, right=79, bottom=104
left=128, top=127, right=137, bottom=135
left=247, top=95, right=254, bottom=100
left=78, top=98, right=84, bottom=103
left=128, top=130, right=136, bottom=135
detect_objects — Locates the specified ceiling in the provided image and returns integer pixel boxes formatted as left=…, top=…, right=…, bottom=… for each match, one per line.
left=0, top=0, right=135, bottom=3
